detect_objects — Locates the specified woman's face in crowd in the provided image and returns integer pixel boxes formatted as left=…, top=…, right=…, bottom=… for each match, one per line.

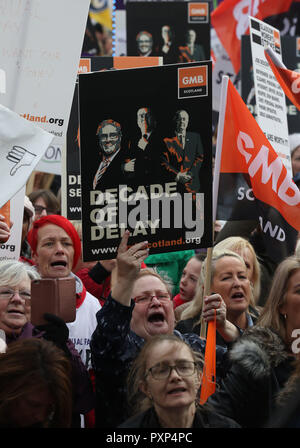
left=0, top=275, right=31, bottom=335
left=211, top=256, right=251, bottom=317
left=179, top=258, right=201, bottom=302
left=130, top=275, right=175, bottom=340
left=140, top=340, right=201, bottom=413
left=280, top=268, right=300, bottom=334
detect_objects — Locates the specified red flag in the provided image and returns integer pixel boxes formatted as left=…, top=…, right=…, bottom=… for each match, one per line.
left=214, top=77, right=300, bottom=232
left=211, top=0, right=293, bottom=74
left=199, top=313, right=216, bottom=404
left=265, top=46, right=300, bottom=111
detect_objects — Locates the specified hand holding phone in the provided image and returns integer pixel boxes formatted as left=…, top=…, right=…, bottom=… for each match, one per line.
left=31, top=277, right=76, bottom=326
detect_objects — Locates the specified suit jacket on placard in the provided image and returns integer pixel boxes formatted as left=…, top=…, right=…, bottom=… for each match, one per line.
left=162, top=131, right=204, bottom=194
left=122, top=131, right=166, bottom=185
left=93, top=150, right=128, bottom=191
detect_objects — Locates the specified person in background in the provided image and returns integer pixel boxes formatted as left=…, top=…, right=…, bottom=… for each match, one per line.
left=29, top=189, right=60, bottom=221
left=173, top=253, right=204, bottom=310
left=20, top=195, right=35, bottom=263
left=120, top=334, right=240, bottom=428
left=145, top=249, right=195, bottom=297
left=0, top=338, right=73, bottom=428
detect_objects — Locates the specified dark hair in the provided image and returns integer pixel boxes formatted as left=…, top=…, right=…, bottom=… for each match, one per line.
left=0, top=338, right=72, bottom=427
left=29, top=189, right=60, bottom=215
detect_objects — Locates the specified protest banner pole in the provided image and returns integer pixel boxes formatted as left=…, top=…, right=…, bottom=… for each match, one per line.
left=200, top=75, right=229, bottom=340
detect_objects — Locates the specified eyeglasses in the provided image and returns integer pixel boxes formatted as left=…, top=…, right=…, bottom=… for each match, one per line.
left=99, top=132, right=119, bottom=142
left=0, top=289, right=31, bottom=301
left=134, top=293, right=170, bottom=304
left=34, top=205, right=54, bottom=215
left=147, top=360, right=197, bottom=380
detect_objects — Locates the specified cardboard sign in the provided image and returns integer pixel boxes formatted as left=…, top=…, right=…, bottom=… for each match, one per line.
left=78, top=62, right=213, bottom=260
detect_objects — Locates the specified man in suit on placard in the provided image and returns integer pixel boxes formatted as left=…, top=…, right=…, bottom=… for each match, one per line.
left=162, top=109, right=204, bottom=195
left=93, top=119, right=126, bottom=190
left=122, top=107, right=165, bottom=185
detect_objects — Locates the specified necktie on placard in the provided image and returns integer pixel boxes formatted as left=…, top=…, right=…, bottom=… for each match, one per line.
left=94, top=158, right=110, bottom=188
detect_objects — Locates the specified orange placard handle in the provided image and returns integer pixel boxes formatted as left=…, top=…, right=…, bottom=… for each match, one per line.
left=0, top=201, right=10, bottom=227
left=199, top=309, right=216, bottom=405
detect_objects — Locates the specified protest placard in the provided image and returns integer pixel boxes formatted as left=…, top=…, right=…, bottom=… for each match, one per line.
left=126, top=1, right=210, bottom=65
left=78, top=61, right=213, bottom=260
left=63, top=56, right=163, bottom=221
left=0, top=0, right=90, bottom=175
left=249, top=17, right=292, bottom=175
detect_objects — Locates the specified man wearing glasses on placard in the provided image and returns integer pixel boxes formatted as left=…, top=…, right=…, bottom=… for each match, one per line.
left=93, top=119, right=126, bottom=190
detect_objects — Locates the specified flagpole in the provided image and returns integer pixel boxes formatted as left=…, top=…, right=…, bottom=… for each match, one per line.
left=200, top=75, right=229, bottom=340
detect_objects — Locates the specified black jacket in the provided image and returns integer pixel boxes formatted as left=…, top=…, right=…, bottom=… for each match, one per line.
left=119, top=405, right=240, bottom=428
left=207, top=327, right=295, bottom=427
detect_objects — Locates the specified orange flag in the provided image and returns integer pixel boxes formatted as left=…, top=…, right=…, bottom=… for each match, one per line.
left=211, top=0, right=292, bottom=74
left=213, top=77, right=300, bottom=232
left=265, top=46, right=300, bottom=111
left=199, top=312, right=216, bottom=404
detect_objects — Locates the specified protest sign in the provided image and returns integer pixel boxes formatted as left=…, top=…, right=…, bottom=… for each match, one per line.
left=63, top=56, right=163, bottom=221
left=249, top=17, right=291, bottom=175
left=211, top=0, right=293, bottom=75
left=126, top=2, right=210, bottom=65
left=215, top=77, right=299, bottom=264
left=78, top=61, right=213, bottom=260
left=0, top=0, right=90, bottom=175
left=0, top=104, right=53, bottom=208
left=242, top=35, right=300, bottom=134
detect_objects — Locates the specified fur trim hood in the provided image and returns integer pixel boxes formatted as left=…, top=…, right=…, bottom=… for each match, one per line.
left=229, top=327, right=290, bottom=380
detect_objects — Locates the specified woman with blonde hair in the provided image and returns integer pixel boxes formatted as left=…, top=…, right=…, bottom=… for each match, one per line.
left=176, top=248, right=259, bottom=346
left=213, top=236, right=261, bottom=306
left=207, top=255, right=300, bottom=427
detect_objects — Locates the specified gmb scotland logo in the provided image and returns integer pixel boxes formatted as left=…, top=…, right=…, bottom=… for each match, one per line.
left=178, top=65, right=208, bottom=99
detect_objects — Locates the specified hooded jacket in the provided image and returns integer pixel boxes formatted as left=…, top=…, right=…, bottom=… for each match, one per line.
left=207, top=326, right=296, bottom=427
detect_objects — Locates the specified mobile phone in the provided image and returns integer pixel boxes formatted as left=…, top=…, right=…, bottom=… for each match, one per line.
left=30, top=277, right=76, bottom=326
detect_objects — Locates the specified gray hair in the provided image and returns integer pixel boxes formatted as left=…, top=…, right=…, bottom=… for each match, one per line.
left=0, top=260, right=40, bottom=287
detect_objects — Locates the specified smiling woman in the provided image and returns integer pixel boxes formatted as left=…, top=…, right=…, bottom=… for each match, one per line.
left=0, top=259, right=40, bottom=337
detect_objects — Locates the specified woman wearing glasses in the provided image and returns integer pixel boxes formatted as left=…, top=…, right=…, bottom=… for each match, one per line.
left=90, top=231, right=240, bottom=428
left=120, top=334, right=239, bottom=428
left=0, top=259, right=95, bottom=427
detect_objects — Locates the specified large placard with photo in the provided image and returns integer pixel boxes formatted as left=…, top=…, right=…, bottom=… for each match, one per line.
left=78, top=61, right=212, bottom=260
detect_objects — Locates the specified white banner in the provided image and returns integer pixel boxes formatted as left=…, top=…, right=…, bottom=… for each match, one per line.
left=0, top=103, right=53, bottom=207
left=249, top=16, right=292, bottom=175
left=0, top=0, right=91, bottom=175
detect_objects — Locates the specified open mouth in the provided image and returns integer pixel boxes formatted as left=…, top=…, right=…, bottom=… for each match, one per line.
left=7, top=309, right=24, bottom=316
left=231, top=292, right=244, bottom=300
left=51, top=261, right=67, bottom=267
left=168, top=387, right=186, bottom=395
left=148, top=312, right=165, bottom=324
